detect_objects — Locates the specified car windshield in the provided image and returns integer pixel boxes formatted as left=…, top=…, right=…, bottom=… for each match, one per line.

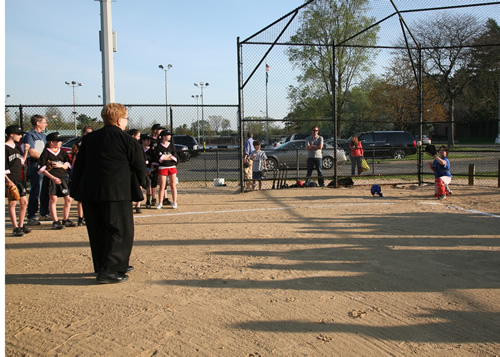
left=277, top=141, right=305, bottom=150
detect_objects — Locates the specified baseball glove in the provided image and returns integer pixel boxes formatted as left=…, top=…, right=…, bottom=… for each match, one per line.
left=425, top=144, right=437, bottom=156
left=6, top=181, right=20, bottom=201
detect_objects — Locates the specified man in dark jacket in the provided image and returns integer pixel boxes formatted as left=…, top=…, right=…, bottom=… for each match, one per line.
left=71, top=103, right=147, bottom=284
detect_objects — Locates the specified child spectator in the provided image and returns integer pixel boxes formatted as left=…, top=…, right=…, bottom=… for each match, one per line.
left=38, top=132, right=76, bottom=229
left=71, top=126, right=93, bottom=226
left=128, top=129, right=143, bottom=213
left=250, top=140, right=267, bottom=190
left=5, top=125, right=31, bottom=236
left=140, top=134, right=153, bottom=209
left=149, top=124, right=166, bottom=207
left=154, top=130, right=178, bottom=209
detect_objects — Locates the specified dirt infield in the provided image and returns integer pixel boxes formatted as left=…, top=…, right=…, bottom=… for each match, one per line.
left=5, top=184, right=500, bottom=356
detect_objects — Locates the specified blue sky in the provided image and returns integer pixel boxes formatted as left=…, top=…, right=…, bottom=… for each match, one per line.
left=5, top=0, right=306, bottom=107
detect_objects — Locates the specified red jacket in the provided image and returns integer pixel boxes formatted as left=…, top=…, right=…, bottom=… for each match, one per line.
left=350, top=142, right=364, bottom=157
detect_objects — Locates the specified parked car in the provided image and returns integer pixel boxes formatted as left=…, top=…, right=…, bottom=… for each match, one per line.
left=354, top=131, right=417, bottom=159
left=415, top=134, right=431, bottom=145
left=264, top=140, right=347, bottom=170
left=61, top=137, right=80, bottom=155
left=175, top=144, right=191, bottom=162
left=173, top=135, right=199, bottom=156
left=325, top=138, right=351, bottom=160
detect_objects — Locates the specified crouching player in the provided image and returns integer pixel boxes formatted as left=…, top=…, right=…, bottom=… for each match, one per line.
left=38, top=132, right=76, bottom=229
left=429, top=145, right=452, bottom=200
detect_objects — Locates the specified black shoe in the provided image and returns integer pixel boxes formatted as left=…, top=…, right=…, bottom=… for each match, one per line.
left=21, top=226, right=32, bottom=234
left=52, top=220, right=64, bottom=230
left=135, top=207, right=142, bottom=214
left=151, top=198, right=157, bottom=206
left=96, top=273, right=129, bottom=284
left=77, top=217, right=85, bottom=227
left=163, top=198, right=171, bottom=206
left=126, top=265, right=134, bottom=272
left=146, top=202, right=151, bottom=209
left=63, top=219, right=77, bottom=227
left=13, top=227, right=25, bottom=237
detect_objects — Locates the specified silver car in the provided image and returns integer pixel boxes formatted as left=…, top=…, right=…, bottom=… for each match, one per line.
left=264, top=140, right=347, bottom=170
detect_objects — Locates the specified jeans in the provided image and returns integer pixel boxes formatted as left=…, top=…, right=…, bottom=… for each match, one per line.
left=27, top=161, right=50, bottom=219
left=351, top=156, right=362, bottom=175
left=306, top=158, right=324, bottom=186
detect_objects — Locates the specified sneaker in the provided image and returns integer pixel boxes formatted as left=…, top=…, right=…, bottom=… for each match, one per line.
left=39, top=214, right=52, bottom=222
left=171, top=202, right=178, bottom=209
left=135, top=207, right=142, bottom=214
left=163, top=198, right=171, bottom=206
left=52, top=220, right=64, bottom=230
left=156, top=203, right=163, bottom=209
left=151, top=198, right=157, bottom=206
left=146, top=202, right=151, bottom=209
left=63, top=219, right=77, bottom=227
left=77, top=217, right=85, bottom=227
left=21, top=226, right=32, bottom=234
left=438, top=195, right=446, bottom=200
left=27, top=218, right=41, bottom=226
left=13, top=227, right=25, bottom=237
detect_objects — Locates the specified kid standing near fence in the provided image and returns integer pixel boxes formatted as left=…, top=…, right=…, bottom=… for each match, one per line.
left=154, top=130, right=178, bottom=209
left=251, top=140, right=267, bottom=190
left=38, top=132, right=76, bottom=229
left=5, top=125, right=31, bottom=236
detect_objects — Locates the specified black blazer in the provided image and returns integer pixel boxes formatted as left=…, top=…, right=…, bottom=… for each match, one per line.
left=70, top=125, right=147, bottom=202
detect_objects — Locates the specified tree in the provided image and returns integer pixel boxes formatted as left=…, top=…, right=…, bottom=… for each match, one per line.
left=411, top=13, right=483, bottom=146
left=458, top=18, right=500, bottom=128
left=219, top=119, right=232, bottom=135
left=366, top=58, right=446, bottom=133
left=287, top=0, right=378, bottom=137
left=208, top=115, right=225, bottom=135
left=76, top=114, right=97, bottom=128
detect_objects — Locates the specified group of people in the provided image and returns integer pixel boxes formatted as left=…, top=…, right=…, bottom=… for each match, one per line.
left=5, top=103, right=182, bottom=283
left=6, top=112, right=453, bottom=284
left=126, top=124, right=179, bottom=211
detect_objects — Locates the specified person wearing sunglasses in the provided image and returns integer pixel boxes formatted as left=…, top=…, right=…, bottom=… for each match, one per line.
left=305, top=126, right=325, bottom=187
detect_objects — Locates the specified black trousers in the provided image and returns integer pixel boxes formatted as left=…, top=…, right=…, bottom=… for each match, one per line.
left=82, top=201, right=134, bottom=275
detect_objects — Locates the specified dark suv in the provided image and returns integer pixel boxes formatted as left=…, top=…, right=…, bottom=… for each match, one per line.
left=172, top=135, right=199, bottom=156
left=355, top=131, right=416, bottom=159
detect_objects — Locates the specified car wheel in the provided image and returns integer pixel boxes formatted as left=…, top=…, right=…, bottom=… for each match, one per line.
left=322, top=156, right=334, bottom=170
left=266, top=158, right=278, bottom=170
left=392, top=149, right=406, bottom=159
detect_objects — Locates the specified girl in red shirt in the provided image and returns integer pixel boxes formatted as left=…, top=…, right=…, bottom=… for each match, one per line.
left=349, top=136, right=364, bottom=176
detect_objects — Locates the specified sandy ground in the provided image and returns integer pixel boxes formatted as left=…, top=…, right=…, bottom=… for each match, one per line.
left=4, top=184, right=500, bottom=356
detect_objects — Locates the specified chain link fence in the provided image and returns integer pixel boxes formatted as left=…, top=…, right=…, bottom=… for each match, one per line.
left=5, top=103, right=241, bottom=188
left=5, top=1, right=500, bottom=191
left=237, top=0, right=500, bottom=190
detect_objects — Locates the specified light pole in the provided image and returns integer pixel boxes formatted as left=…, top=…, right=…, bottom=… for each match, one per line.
left=65, top=81, right=82, bottom=137
left=194, top=82, right=209, bottom=147
left=159, top=64, right=173, bottom=131
left=191, top=94, right=200, bottom=144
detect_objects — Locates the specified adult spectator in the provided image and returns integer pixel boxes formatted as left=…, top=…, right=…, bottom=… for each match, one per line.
left=71, top=103, right=147, bottom=284
left=244, top=132, right=254, bottom=158
left=305, top=126, right=324, bottom=187
left=23, top=114, right=50, bottom=225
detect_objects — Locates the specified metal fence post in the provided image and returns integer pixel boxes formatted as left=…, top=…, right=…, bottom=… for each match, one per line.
left=468, top=164, right=475, bottom=186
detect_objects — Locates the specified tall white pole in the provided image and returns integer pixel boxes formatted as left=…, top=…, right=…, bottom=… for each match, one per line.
left=99, top=0, right=115, bottom=104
